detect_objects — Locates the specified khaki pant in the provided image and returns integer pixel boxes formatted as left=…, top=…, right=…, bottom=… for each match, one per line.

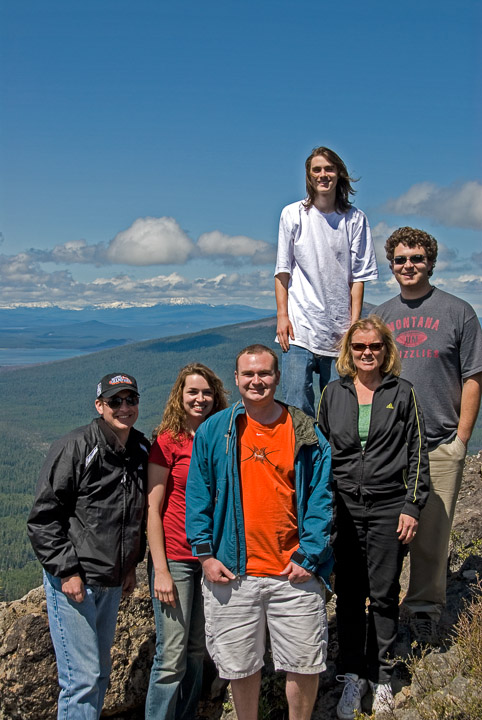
left=403, top=435, right=466, bottom=621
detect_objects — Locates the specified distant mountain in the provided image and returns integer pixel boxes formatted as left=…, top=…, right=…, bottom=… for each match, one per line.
left=0, top=303, right=274, bottom=351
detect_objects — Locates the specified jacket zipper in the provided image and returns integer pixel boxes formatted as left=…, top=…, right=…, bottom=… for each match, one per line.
left=356, top=385, right=379, bottom=496
left=120, top=468, right=127, bottom=578
left=226, top=404, right=242, bottom=577
left=230, top=429, right=241, bottom=577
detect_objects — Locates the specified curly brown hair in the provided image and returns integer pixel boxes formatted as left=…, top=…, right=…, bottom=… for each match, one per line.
left=384, top=227, right=438, bottom=276
left=153, top=363, right=229, bottom=440
left=335, top=315, right=401, bottom=379
left=303, top=146, right=358, bottom=213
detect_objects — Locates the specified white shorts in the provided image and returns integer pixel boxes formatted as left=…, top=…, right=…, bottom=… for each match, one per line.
left=202, top=574, right=328, bottom=679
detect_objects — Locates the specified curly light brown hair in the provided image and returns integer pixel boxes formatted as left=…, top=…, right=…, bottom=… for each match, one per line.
left=303, top=146, right=358, bottom=213
left=384, top=227, right=438, bottom=276
left=153, top=363, right=229, bottom=440
left=335, top=315, right=401, bottom=379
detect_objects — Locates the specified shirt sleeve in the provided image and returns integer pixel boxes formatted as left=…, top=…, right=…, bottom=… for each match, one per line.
left=185, top=427, right=215, bottom=556
left=349, top=210, right=379, bottom=282
left=460, top=307, right=482, bottom=379
left=402, top=386, right=430, bottom=519
left=27, top=438, right=82, bottom=578
left=148, top=432, right=173, bottom=468
left=274, top=204, right=297, bottom=276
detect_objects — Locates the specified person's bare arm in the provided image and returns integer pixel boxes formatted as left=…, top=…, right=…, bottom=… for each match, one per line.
left=457, top=373, right=482, bottom=446
left=275, top=273, right=294, bottom=352
left=350, top=281, right=364, bottom=324
left=147, top=462, right=177, bottom=607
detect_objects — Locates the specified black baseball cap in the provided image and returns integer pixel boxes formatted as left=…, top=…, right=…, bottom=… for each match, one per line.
left=96, top=373, right=139, bottom=399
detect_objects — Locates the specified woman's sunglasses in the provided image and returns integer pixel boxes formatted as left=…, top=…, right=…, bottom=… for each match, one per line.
left=351, top=342, right=385, bottom=352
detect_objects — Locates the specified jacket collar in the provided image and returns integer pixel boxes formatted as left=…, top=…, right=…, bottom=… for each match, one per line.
left=284, top=402, right=319, bottom=455
left=96, top=417, right=126, bottom=453
left=339, top=372, right=399, bottom=390
left=226, top=400, right=318, bottom=457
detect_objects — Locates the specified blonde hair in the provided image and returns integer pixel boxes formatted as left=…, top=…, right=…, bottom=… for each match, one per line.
left=153, top=363, right=229, bottom=440
left=335, top=315, right=401, bottom=379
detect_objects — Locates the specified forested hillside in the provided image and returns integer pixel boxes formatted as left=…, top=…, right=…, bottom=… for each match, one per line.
left=0, top=316, right=278, bottom=600
left=1, top=312, right=481, bottom=601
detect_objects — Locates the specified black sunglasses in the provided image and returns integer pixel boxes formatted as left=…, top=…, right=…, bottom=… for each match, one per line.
left=393, top=254, right=426, bottom=265
left=104, top=395, right=139, bottom=409
left=351, top=342, right=385, bottom=352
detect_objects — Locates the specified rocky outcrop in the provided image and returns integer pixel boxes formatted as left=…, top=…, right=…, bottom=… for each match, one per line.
left=0, top=565, right=155, bottom=720
left=0, top=455, right=481, bottom=719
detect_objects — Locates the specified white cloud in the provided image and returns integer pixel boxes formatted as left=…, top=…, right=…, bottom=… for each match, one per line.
left=436, top=274, right=482, bottom=295
left=23, top=218, right=274, bottom=269
left=106, top=217, right=195, bottom=265
left=197, top=231, right=276, bottom=265
left=2, top=246, right=480, bottom=312
left=0, top=253, right=275, bottom=308
left=30, top=239, right=108, bottom=265
left=384, top=181, right=482, bottom=230
left=370, top=222, right=398, bottom=279
left=472, top=251, right=482, bottom=268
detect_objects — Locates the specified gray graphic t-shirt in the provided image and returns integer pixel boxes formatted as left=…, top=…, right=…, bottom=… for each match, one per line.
left=375, top=287, right=482, bottom=451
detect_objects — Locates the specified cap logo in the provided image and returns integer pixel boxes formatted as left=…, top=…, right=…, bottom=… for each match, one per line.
left=109, top=375, right=133, bottom=386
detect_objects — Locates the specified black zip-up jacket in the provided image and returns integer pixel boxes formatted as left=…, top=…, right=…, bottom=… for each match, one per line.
left=317, top=374, right=429, bottom=519
left=27, top=418, right=150, bottom=585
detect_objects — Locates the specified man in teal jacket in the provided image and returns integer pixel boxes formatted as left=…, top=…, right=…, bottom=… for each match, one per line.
left=186, top=344, right=333, bottom=720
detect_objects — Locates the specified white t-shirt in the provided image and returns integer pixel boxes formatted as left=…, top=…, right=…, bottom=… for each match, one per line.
left=275, top=201, right=378, bottom=355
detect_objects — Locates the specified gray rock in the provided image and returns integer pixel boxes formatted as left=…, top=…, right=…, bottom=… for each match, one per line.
left=0, top=580, right=156, bottom=720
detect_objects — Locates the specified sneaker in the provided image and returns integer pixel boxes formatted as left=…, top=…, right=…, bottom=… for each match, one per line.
left=336, top=673, right=368, bottom=720
left=369, top=681, right=394, bottom=716
left=410, top=612, right=438, bottom=645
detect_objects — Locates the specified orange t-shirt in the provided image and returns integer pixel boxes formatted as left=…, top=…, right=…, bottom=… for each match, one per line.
left=238, top=407, right=299, bottom=576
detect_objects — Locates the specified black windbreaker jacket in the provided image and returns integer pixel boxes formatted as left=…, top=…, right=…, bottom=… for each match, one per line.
left=317, top=374, right=429, bottom=519
left=27, top=418, right=150, bottom=585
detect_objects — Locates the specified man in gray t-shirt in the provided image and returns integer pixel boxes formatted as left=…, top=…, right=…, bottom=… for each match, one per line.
left=375, top=227, right=482, bottom=643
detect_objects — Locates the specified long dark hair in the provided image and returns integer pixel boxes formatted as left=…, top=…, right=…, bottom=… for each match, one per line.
left=303, top=146, right=357, bottom=213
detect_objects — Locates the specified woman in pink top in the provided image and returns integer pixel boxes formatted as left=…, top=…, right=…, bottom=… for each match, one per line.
left=145, top=364, right=228, bottom=720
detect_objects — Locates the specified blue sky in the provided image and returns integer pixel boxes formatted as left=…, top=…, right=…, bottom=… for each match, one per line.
left=1, top=0, right=481, bottom=311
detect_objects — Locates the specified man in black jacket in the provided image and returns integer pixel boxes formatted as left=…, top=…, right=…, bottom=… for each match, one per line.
left=28, top=373, right=149, bottom=720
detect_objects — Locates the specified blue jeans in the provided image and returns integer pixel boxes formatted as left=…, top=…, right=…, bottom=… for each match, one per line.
left=43, top=571, right=122, bottom=720
left=281, top=344, right=336, bottom=417
left=145, top=557, right=205, bottom=720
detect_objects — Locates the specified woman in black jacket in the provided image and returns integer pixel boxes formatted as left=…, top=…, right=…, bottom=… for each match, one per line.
left=317, top=315, right=429, bottom=720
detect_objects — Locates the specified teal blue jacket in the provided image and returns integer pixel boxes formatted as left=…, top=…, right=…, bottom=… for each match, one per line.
left=186, top=401, right=334, bottom=584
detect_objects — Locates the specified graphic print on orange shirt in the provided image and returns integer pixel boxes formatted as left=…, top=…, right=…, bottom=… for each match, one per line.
left=238, top=407, right=299, bottom=576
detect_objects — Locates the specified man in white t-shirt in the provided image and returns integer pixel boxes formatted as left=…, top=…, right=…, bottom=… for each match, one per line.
left=275, top=146, right=378, bottom=415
